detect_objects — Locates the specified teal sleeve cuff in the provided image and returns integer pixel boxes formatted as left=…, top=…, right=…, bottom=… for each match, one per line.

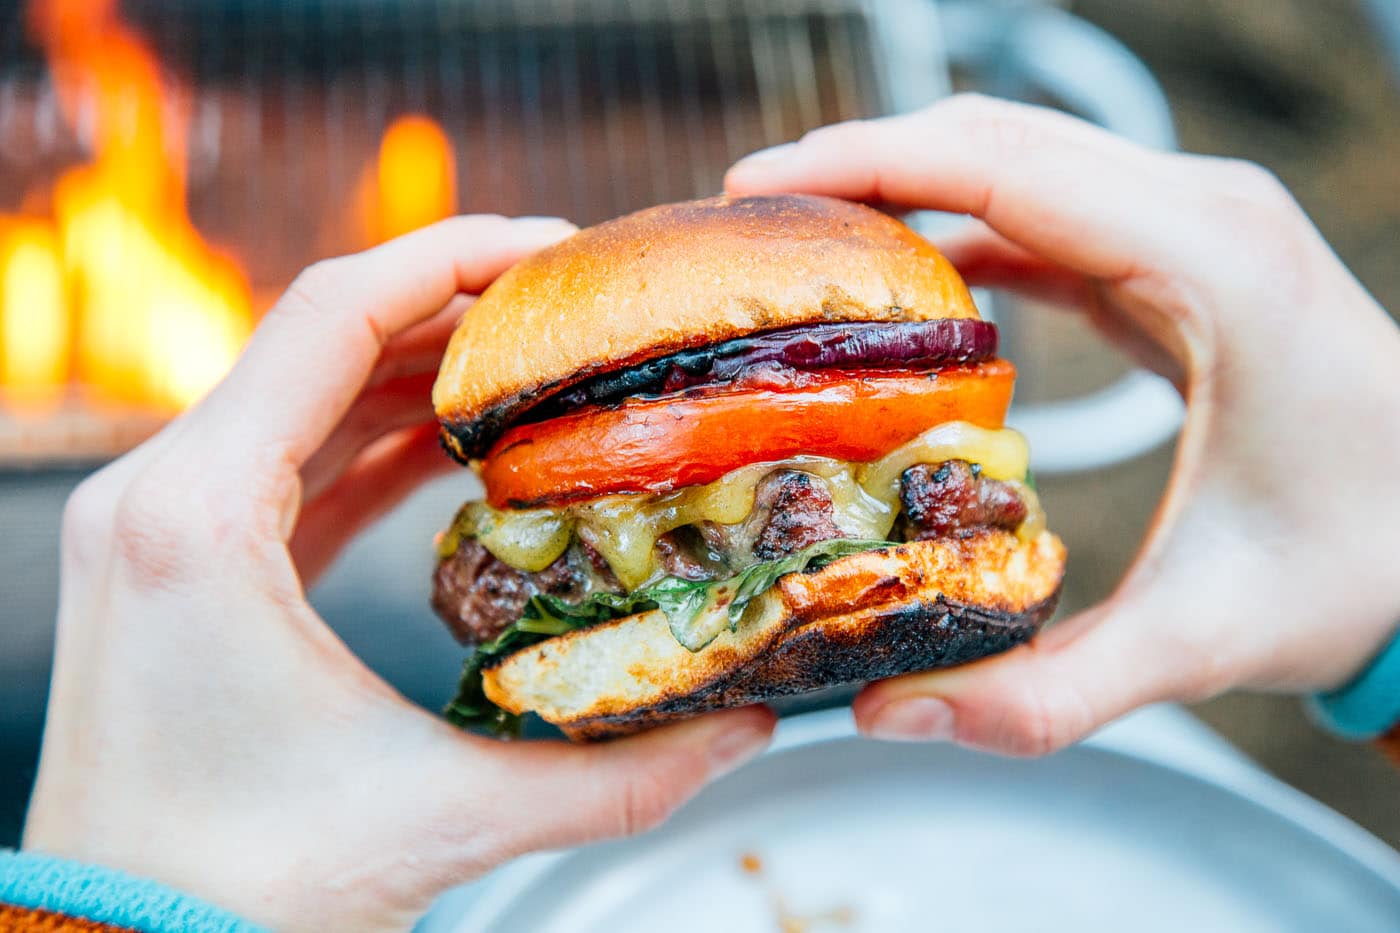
left=0, top=849, right=266, bottom=933
left=1306, top=626, right=1400, bottom=740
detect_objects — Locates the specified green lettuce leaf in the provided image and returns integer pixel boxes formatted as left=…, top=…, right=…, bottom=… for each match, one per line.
left=444, top=537, right=893, bottom=735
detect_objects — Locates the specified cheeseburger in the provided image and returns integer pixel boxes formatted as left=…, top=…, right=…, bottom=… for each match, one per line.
left=431, top=195, right=1065, bottom=740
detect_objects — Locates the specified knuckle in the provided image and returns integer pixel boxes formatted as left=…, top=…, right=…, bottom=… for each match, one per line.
left=63, top=474, right=113, bottom=541
left=111, top=474, right=198, bottom=587
left=1155, top=620, right=1232, bottom=703
left=440, top=212, right=508, bottom=236
left=799, top=118, right=873, bottom=151
left=1003, top=702, right=1059, bottom=758
left=1206, top=158, right=1291, bottom=205
left=939, top=95, right=1134, bottom=177
left=940, top=94, right=1030, bottom=135
left=940, top=94, right=1041, bottom=153
left=615, top=765, right=687, bottom=837
left=61, top=473, right=119, bottom=565
left=999, top=683, right=1093, bottom=758
left=408, top=212, right=500, bottom=246
left=936, top=91, right=1001, bottom=119
left=1186, top=158, right=1317, bottom=297
left=110, top=463, right=247, bottom=588
left=282, top=257, right=351, bottom=319
left=1189, top=157, right=1300, bottom=232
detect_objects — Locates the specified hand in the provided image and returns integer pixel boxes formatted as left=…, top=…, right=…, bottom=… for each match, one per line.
left=727, top=94, right=1400, bottom=755
left=22, top=216, right=775, bottom=931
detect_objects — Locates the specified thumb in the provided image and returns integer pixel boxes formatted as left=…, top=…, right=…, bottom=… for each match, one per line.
left=478, top=706, right=777, bottom=857
left=852, top=594, right=1202, bottom=756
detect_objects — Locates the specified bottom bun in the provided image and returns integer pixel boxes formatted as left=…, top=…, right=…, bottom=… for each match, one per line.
left=481, top=529, right=1066, bottom=741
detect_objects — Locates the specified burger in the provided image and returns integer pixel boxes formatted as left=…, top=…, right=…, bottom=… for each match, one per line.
left=430, top=194, right=1066, bottom=740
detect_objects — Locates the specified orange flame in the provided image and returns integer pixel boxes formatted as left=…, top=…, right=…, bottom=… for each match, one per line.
left=0, top=219, right=69, bottom=410
left=0, top=0, right=253, bottom=414
left=358, top=114, right=458, bottom=244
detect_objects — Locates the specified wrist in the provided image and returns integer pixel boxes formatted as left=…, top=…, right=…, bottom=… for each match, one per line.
left=1306, top=616, right=1400, bottom=740
left=1, top=849, right=263, bottom=933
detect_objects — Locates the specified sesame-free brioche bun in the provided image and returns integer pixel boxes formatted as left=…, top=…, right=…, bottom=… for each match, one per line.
left=433, top=194, right=982, bottom=459
left=483, top=529, right=1065, bottom=741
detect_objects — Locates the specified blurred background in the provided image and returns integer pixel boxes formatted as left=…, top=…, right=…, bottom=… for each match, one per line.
left=1, top=0, right=1398, bottom=852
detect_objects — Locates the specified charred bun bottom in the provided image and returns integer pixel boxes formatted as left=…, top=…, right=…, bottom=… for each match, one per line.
left=481, top=529, right=1065, bottom=741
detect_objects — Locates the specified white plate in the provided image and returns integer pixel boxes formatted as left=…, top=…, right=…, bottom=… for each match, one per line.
left=446, top=709, right=1400, bottom=933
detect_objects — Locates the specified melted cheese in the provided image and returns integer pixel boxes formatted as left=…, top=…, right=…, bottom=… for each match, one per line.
left=857, top=421, right=1030, bottom=499
left=461, top=421, right=1040, bottom=586
left=453, top=501, right=574, bottom=572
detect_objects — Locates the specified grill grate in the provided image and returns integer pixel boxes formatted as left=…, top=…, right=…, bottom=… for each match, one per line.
left=0, top=0, right=949, bottom=462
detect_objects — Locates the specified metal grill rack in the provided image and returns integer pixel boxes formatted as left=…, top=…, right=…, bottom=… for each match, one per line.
left=1, top=0, right=948, bottom=293
left=0, top=0, right=950, bottom=462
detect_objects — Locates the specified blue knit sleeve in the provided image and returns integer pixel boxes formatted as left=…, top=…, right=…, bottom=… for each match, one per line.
left=1306, top=625, right=1400, bottom=740
left=0, top=850, right=265, bottom=933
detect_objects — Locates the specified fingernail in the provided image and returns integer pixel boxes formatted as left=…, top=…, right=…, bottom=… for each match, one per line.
left=867, top=697, right=956, bottom=742
left=708, top=720, right=772, bottom=778
left=733, top=142, right=799, bottom=171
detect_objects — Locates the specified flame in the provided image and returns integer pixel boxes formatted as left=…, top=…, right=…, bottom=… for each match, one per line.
left=358, top=115, right=458, bottom=243
left=0, top=0, right=253, bottom=414
left=0, top=220, right=69, bottom=410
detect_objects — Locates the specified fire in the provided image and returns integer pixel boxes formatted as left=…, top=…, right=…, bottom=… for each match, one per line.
left=0, top=0, right=253, bottom=414
left=359, top=115, right=458, bottom=243
left=0, top=4, right=459, bottom=419
left=0, top=220, right=68, bottom=409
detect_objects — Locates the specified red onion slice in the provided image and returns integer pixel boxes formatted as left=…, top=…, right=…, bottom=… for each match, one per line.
left=537, top=319, right=998, bottom=418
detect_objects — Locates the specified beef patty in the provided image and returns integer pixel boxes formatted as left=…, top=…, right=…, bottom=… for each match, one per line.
left=898, top=460, right=1026, bottom=540
left=433, top=462, right=1026, bottom=645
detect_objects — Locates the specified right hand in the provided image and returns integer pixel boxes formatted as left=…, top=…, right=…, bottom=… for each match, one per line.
left=726, top=94, right=1400, bottom=754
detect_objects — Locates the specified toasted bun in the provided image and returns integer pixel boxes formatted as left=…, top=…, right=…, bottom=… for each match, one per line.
left=482, top=529, right=1065, bottom=741
left=434, top=195, right=982, bottom=459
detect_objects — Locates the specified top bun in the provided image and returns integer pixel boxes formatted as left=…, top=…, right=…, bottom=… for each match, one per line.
left=434, top=194, right=982, bottom=459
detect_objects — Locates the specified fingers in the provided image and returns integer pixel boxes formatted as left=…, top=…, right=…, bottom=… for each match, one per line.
left=477, top=707, right=777, bottom=858
left=725, top=94, right=1342, bottom=382
left=725, top=98, right=1210, bottom=384
left=299, top=293, right=473, bottom=509
left=852, top=600, right=1196, bottom=756
left=365, top=293, right=476, bottom=391
left=299, top=372, right=440, bottom=501
left=290, top=424, right=456, bottom=586
left=937, top=221, right=1096, bottom=310
left=197, top=215, right=576, bottom=480
left=726, top=94, right=1196, bottom=284
left=848, top=521, right=1297, bottom=756
left=939, top=222, right=1188, bottom=385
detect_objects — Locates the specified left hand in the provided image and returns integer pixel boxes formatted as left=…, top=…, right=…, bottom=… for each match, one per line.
left=22, top=215, right=775, bottom=932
